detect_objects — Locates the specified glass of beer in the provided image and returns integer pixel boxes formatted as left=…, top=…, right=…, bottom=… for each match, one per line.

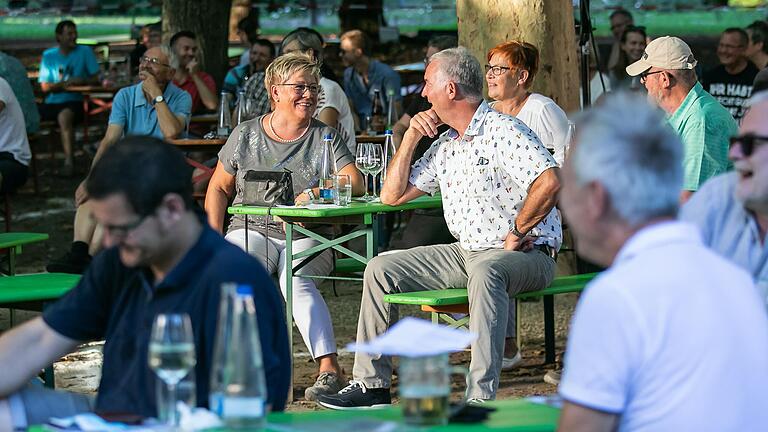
left=398, top=354, right=467, bottom=426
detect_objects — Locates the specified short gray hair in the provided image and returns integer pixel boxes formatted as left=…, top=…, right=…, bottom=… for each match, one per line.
left=570, top=92, right=683, bottom=226
left=429, top=46, right=483, bottom=102
left=158, top=44, right=180, bottom=70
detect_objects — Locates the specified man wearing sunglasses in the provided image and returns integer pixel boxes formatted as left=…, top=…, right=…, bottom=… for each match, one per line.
left=47, top=45, right=192, bottom=275
left=681, top=92, right=768, bottom=303
left=626, top=36, right=738, bottom=203
left=0, top=137, right=290, bottom=429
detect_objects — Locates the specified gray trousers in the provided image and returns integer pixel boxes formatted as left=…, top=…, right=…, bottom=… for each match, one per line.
left=353, top=242, right=555, bottom=399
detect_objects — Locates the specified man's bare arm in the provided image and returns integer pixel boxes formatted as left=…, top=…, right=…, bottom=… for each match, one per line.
left=504, top=167, right=560, bottom=250
left=0, top=317, right=79, bottom=397
left=558, top=401, right=619, bottom=432
left=190, top=67, right=218, bottom=111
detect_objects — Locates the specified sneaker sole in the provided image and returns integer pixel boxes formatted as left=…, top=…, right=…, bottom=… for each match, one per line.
left=316, top=401, right=391, bottom=411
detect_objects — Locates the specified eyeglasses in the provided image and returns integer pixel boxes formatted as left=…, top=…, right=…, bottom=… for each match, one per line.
left=102, top=213, right=153, bottom=239
left=639, top=70, right=664, bottom=84
left=729, top=134, right=768, bottom=157
left=485, top=64, right=512, bottom=77
left=276, top=83, right=319, bottom=95
left=139, top=56, right=171, bottom=68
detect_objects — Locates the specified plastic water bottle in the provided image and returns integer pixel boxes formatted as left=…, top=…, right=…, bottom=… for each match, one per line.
left=381, top=129, right=396, bottom=189
left=318, top=133, right=337, bottom=204
left=209, top=284, right=267, bottom=429
left=235, top=90, right=247, bottom=126
left=217, top=92, right=232, bottom=138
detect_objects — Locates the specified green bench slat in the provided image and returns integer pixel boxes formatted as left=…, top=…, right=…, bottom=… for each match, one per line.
left=334, top=258, right=366, bottom=274
left=383, top=288, right=469, bottom=306
left=0, top=273, right=81, bottom=304
left=0, top=232, right=49, bottom=249
left=517, top=272, right=598, bottom=299
left=383, top=273, right=599, bottom=306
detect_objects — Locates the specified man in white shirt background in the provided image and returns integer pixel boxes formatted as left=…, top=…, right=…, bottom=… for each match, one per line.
left=557, top=92, right=768, bottom=431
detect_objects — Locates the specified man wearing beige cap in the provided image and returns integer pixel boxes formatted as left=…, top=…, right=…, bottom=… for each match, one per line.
left=626, top=36, right=738, bottom=203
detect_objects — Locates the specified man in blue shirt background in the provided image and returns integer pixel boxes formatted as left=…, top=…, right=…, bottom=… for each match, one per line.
left=47, top=45, right=191, bottom=275
left=339, top=29, right=402, bottom=129
left=38, top=20, right=100, bottom=176
left=0, top=137, right=290, bottom=429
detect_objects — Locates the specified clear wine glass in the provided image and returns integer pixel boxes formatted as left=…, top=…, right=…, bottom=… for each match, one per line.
left=148, top=313, right=196, bottom=427
left=356, top=142, right=373, bottom=201
left=366, top=143, right=383, bottom=200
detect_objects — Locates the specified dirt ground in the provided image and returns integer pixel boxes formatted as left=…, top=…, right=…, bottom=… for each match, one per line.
left=0, top=142, right=578, bottom=411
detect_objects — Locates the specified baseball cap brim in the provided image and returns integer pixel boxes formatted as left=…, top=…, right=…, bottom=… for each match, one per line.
left=626, top=59, right=652, bottom=77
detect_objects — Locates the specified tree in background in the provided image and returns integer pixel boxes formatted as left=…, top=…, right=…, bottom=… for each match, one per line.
left=162, top=0, right=232, bottom=91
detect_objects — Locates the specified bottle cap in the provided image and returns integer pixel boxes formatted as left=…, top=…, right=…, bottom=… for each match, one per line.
left=323, top=133, right=333, bottom=141
left=236, top=284, right=253, bottom=296
left=385, top=129, right=393, bottom=135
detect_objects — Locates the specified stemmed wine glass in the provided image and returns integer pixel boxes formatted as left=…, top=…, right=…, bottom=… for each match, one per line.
left=356, top=142, right=373, bottom=201
left=366, top=143, right=384, bottom=200
left=148, top=313, right=196, bottom=427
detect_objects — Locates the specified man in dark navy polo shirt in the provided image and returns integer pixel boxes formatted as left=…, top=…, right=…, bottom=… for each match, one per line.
left=0, top=137, right=290, bottom=429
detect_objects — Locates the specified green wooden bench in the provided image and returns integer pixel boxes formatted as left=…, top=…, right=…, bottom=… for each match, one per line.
left=383, top=272, right=598, bottom=364
left=0, top=232, right=50, bottom=275
left=0, top=272, right=81, bottom=388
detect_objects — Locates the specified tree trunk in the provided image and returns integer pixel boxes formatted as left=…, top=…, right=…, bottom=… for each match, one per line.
left=456, top=0, right=579, bottom=113
left=162, top=0, right=232, bottom=91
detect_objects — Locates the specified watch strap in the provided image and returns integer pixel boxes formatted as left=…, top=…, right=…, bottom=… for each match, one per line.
left=511, top=223, right=527, bottom=239
left=303, top=188, right=315, bottom=201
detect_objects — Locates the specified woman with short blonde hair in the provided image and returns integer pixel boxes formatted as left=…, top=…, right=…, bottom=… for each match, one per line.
left=206, top=52, right=364, bottom=402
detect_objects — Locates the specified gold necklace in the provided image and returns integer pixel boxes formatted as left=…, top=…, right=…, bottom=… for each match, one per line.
left=267, top=113, right=310, bottom=143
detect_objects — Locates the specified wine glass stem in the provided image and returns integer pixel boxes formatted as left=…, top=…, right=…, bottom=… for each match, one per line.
left=372, top=173, right=378, bottom=198
left=167, top=382, right=178, bottom=427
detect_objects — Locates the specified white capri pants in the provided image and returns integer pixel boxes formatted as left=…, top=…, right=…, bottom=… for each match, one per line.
left=226, top=229, right=336, bottom=359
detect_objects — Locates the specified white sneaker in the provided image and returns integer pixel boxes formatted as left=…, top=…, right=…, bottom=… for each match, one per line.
left=501, top=351, right=523, bottom=371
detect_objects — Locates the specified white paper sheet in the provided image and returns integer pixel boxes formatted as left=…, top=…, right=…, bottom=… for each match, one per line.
left=346, top=317, right=477, bottom=357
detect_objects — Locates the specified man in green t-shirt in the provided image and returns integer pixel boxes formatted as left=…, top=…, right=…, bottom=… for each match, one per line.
left=627, top=36, right=738, bottom=203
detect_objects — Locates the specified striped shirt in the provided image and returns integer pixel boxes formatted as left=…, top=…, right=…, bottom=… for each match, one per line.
left=667, top=82, right=737, bottom=191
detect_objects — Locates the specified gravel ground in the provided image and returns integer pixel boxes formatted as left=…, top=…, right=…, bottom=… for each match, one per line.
left=0, top=142, right=580, bottom=411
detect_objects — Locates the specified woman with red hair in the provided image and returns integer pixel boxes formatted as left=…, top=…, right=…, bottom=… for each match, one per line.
left=485, top=40, right=569, bottom=371
left=486, top=40, right=570, bottom=165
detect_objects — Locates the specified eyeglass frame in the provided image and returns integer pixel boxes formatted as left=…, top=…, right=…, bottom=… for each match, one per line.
left=139, top=56, right=171, bottom=68
left=729, top=133, right=768, bottom=157
left=484, top=64, right=513, bottom=77
left=275, top=83, right=320, bottom=95
left=100, top=211, right=155, bottom=240
left=639, top=69, right=664, bottom=84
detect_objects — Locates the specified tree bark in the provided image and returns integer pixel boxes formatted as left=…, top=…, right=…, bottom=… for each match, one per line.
left=162, top=0, right=233, bottom=91
left=456, top=0, right=579, bottom=113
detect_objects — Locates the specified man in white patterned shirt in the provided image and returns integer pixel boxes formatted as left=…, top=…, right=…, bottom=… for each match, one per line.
left=317, top=47, right=561, bottom=409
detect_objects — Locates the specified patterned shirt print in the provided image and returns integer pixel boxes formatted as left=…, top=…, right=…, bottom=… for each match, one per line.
left=409, top=101, right=562, bottom=251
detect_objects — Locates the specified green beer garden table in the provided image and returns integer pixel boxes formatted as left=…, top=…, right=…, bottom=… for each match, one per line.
left=263, top=399, right=559, bottom=431
left=29, top=398, right=559, bottom=431
left=227, top=195, right=442, bottom=390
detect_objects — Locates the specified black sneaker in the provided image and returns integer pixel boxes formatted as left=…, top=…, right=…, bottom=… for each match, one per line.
left=46, top=250, right=91, bottom=274
left=316, top=380, right=391, bottom=410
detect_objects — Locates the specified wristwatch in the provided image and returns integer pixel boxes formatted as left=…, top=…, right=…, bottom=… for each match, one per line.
left=303, top=188, right=316, bottom=201
left=511, top=223, right=528, bottom=239
left=152, top=95, right=165, bottom=106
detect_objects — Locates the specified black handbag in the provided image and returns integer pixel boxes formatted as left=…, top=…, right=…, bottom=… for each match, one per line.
left=242, top=169, right=294, bottom=207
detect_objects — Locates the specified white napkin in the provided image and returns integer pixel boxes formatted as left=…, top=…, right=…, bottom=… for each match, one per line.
left=347, top=317, right=477, bottom=357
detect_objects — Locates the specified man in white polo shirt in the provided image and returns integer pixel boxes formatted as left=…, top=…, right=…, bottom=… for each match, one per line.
left=557, top=92, right=768, bottom=431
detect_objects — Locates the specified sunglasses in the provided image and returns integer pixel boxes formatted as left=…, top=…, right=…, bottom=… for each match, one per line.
left=729, top=134, right=768, bottom=157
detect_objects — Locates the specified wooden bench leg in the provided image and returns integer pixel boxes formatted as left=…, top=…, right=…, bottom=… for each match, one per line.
left=543, top=295, right=556, bottom=364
